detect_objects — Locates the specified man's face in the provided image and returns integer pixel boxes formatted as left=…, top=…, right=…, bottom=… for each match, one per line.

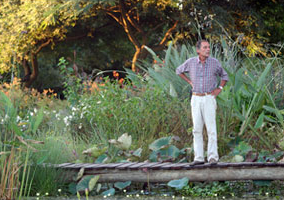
left=197, top=41, right=210, bottom=58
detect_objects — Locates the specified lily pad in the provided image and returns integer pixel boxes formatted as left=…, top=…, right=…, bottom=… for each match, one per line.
left=95, top=154, right=108, bottom=164
left=253, top=180, right=272, bottom=186
left=149, top=136, right=172, bottom=151
left=109, top=133, right=132, bottom=150
left=132, top=148, right=142, bottom=157
left=149, top=145, right=180, bottom=162
left=167, top=177, right=189, bottom=190
left=114, top=181, right=131, bottom=190
left=68, top=182, right=77, bottom=195
left=76, top=175, right=95, bottom=192
left=101, top=188, right=115, bottom=196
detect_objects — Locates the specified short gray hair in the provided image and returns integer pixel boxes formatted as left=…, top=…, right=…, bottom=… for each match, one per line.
left=196, top=40, right=209, bottom=49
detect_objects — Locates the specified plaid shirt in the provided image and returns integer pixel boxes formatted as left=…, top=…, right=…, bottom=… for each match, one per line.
left=176, top=56, right=228, bottom=93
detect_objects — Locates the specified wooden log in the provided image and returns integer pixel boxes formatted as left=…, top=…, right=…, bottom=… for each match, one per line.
left=82, top=167, right=284, bottom=182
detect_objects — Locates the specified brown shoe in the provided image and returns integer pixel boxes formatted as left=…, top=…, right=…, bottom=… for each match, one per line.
left=190, top=160, right=205, bottom=166
left=209, top=158, right=218, bottom=165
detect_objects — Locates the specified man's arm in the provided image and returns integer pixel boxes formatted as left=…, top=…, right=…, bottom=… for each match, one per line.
left=179, top=73, right=193, bottom=88
left=211, top=80, right=227, bottom=97
left=219, top=80, right=227, bottom=88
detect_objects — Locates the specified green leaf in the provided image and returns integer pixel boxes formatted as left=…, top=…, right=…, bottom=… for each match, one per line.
left=263, top=105, right=283, bottom=125
left=67, top=67, right=74, bottom=72
left=254, top=112, right=264, bottom=129
left=165, top=42, right=173, bottom=67
left=89, top=175, right=100, bottom=191
left=231, top=155, right=244, bottom=163
left=95, top=154, right=108, bottom=164
left=144, top=46, right=163, bottom=64
left=68, top=182, right=77, bottom=195
left=149, top=136, right=172, bottom=151
left=96, top=183, right=102, bottom=193
left=76, top=175, right=95, bottom=192
left=132, top=148, right=142, bottom=157
left=31, top=108, right=44, bottom=134
left=231, top=142, right=252, bottom=157
left=169, top=82, right=178, bottom=97
left=114, top=181, right=131, bottom=190
left=0, top=91, right=13, bottom=110
left=167, top=177, right=189, bottom=190
left=36, top=154, right=48, bottom=165
left=101, top=188, right=115, bottom=196
left=149, top=151, right=158, bottom=162
left=234, top=68, right=244, bottom=92
left=76, top=167, right=85, bottom=181
left=149, top=145, right=180, bottom=162
left=256, top=63, right=271, bottom=88
left=159, top=145, right=180, bottom=159
left=253, top=180, right=272, bottom=187
left=11, top=123, right=23, bottom=136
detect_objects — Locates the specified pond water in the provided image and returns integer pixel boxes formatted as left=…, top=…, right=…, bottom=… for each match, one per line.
left=25, top=196, right=282, bottom=200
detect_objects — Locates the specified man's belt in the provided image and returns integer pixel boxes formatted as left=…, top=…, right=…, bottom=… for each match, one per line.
left=192, top=92, right=212, bottom=96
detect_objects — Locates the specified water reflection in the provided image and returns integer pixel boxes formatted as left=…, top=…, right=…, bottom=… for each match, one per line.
left=25, top=196, right=281, bottom=200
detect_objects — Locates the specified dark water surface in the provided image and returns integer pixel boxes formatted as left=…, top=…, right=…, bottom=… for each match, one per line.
left=24, top=196, right=283, bottom=200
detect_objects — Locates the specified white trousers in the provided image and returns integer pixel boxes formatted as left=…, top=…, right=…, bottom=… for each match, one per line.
left=191, top=95, right=219, bottom=162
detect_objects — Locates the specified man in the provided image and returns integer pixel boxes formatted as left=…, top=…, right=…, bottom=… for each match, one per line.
left=176, top=40, right=228, bottom=165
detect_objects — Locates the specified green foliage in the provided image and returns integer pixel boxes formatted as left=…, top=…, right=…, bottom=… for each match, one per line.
left=0, top=91, right=45, bottom=199
left=227, top=141, right=284, bottom=163
left=28, top=167, right=67, bottom=197
left=140, top=43, right=195, bottom=100
left=66, top=78, right=190, bottom=157
left=58, top=57, right=83, bottom=104
left=180, top=181, right=237, bottom=197
left=0, top=0, right=83, bottom=73
left=1, top=38, right=284, bottom=198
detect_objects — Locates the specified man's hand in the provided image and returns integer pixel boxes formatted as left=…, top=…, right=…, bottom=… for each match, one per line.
left=211, top=88, right=222, bottom=97
left=187, top=80, right=193, bottom=88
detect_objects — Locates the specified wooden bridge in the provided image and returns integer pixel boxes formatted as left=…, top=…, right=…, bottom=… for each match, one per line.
left=54, top=162, right=284, bottom=183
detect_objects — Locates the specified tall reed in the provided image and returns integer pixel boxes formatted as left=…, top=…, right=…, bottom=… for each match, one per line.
left=0, top=90, right=44, bottom=199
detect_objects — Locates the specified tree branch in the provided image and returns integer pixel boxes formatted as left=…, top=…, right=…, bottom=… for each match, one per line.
left=107, top=11, right=124, bottom=26
left=119, top=0, right=141, bottom=48
left=159, top=20, right=178, bottom=46
left=152, top=21, right=178, bottom=52
left=125, top=11, right=144, bottom=34
left=35, top=39, right=51, bottom=55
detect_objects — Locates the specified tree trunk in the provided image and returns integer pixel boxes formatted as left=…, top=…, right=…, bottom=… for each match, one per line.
left=24, top=53, right=39, bottom=88
left=131, top=46, right=149, bottom=71
left=22, top=57, right=31, bottom=83
left=22, top=40, right=51, bottom=88
left=55, top=162, right=284, bottom=183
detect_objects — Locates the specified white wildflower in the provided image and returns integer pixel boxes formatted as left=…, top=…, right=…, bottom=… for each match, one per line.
left=16, top=116, right=21, bottom=122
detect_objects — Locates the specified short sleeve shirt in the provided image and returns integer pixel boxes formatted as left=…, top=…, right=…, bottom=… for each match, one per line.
left=176, top=56, right=228, bottom=93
